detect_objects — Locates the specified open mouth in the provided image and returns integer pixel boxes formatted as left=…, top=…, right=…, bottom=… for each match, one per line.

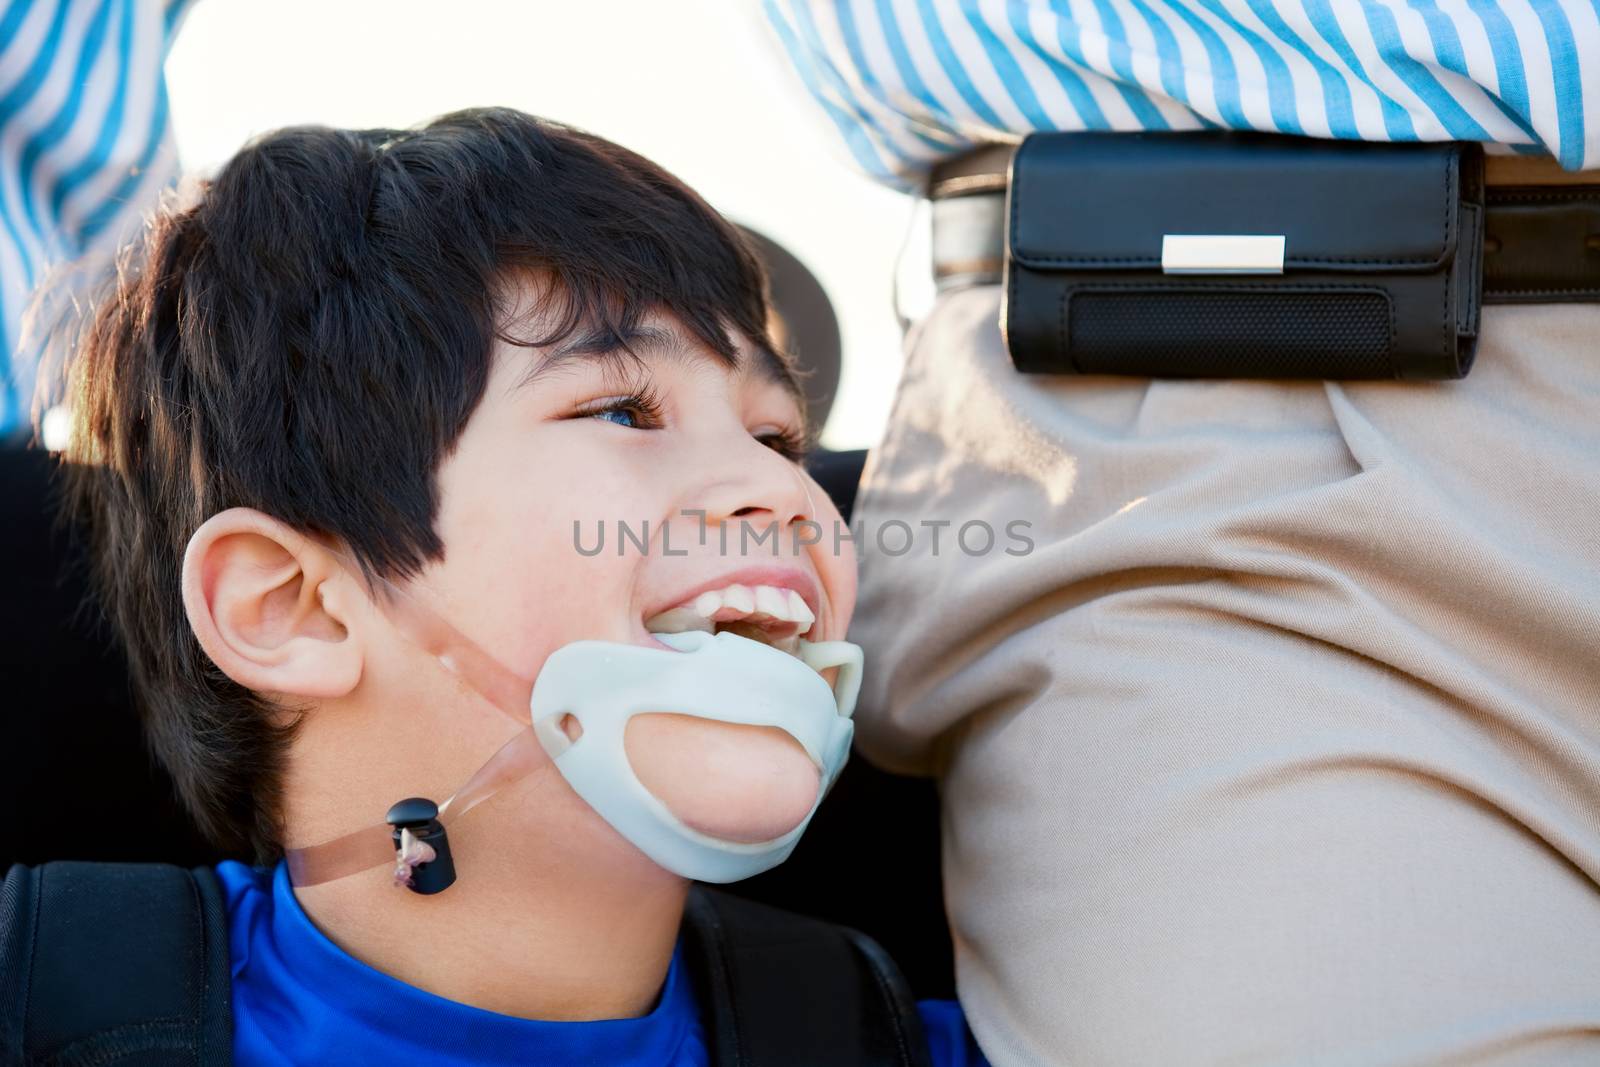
left=643, top=583, right=816, bottom=656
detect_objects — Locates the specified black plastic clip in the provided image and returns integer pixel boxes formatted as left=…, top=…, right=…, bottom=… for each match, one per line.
left=386, top=796, right=457, bottom=895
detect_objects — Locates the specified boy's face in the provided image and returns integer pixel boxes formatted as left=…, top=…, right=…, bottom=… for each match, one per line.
left=400, top=301, right=856, bottom=851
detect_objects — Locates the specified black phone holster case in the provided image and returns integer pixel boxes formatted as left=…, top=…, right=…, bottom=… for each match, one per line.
left=1003, top=131, right=1485, bottom=380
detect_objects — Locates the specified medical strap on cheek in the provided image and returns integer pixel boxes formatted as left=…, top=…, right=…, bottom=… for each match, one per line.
left=283, top=569, right=553, bottom=894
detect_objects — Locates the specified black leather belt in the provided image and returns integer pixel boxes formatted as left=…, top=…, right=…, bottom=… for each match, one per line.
left=930, top=142, right=1600, bottom=305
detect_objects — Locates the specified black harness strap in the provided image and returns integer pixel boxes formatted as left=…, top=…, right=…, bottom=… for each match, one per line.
left=0, top=863, right=232, bottom=1066
left=683, top=887, right=933, bottom=1067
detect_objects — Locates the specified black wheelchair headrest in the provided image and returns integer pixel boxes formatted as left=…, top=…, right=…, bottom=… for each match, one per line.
left=2, top=445, right=219, bottom=873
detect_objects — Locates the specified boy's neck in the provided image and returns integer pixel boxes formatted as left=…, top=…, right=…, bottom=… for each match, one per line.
left=290, top=788, right=690, bottom=1022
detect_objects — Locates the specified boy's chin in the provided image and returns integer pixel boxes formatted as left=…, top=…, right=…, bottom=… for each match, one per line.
left=624, top=713, right=822, bottom=845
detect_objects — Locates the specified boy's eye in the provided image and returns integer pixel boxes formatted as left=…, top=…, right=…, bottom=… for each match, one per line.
left=757, top=429, right=808, bottom=463
left=580, top=390, right=665, bottom=430
left=579, top=391, right=806, bottom=460
left=594, top=406, right=640, bottom=429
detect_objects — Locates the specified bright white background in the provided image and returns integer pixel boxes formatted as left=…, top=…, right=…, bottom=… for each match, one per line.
left=165, top=0, right=917, bottom=449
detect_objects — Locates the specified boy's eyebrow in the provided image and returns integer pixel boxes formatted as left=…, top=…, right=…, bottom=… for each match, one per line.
left=519, top=323, right=800, bottom=398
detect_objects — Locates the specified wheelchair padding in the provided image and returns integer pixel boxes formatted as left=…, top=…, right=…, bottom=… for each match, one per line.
left=0, top=862, right=232, bottom=1065
left=0, top=446, right=217, bottom=875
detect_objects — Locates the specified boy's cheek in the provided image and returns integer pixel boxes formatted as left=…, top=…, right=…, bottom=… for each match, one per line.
left=623, top=713, right=819, bottom=845
left=802, top=477, right=859, bottom=636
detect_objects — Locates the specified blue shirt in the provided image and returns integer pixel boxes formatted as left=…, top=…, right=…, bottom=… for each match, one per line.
left=218, top=861, right=987, bottom=1066
left=762, top=0, right=1600, bottom=189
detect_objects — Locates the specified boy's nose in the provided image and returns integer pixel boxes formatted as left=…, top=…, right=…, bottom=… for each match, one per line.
left=689, top=435, right=815, bottom=535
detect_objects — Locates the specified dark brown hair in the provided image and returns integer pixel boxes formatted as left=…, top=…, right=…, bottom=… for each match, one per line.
left=64, top=107, right=787, bottom=862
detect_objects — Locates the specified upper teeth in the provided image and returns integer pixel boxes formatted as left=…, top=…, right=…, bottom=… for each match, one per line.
left=645, top=583, right=816, bottom=654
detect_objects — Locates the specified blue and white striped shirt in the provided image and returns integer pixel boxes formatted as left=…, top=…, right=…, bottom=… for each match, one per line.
left=762, top=0, right=1600, bottom=189
left=0, top=0, right=190, bottom=436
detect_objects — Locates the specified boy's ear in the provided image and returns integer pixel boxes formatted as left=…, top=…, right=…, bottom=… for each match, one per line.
left=182, top=508, right=366, bottom=699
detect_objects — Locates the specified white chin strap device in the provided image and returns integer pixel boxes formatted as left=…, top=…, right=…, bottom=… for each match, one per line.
left=531, top=630, right=862, bottom=883
left=284, top=563, right=863, bottom=892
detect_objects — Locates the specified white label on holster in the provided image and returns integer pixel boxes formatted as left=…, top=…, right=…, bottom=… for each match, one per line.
left=1161, top=234, right=1286, bottom=274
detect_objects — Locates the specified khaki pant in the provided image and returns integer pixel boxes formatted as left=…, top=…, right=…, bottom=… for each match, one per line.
left=850, top=288, right=1600, bottom=1066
